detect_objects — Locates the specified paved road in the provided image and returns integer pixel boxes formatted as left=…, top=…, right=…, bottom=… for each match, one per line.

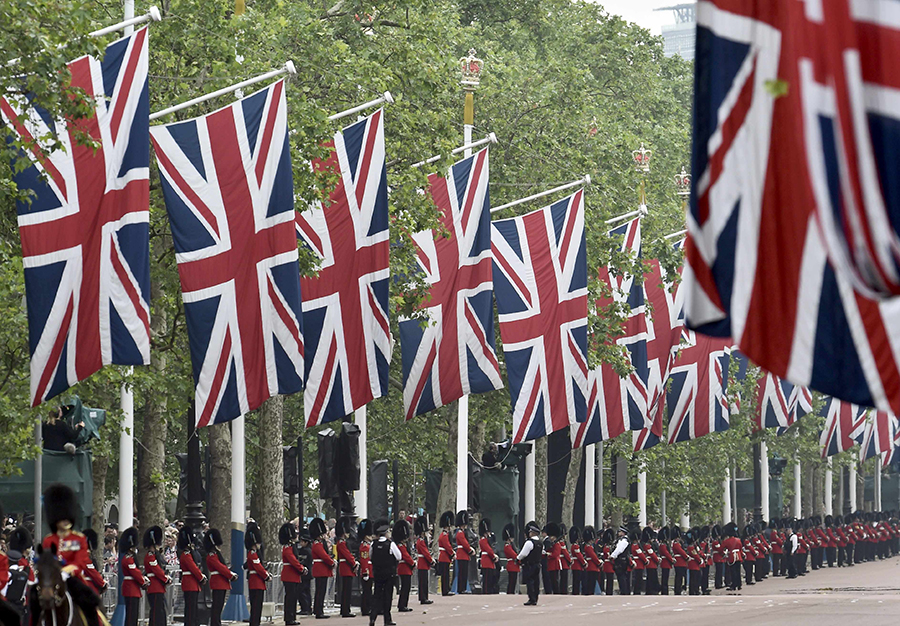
left=296, top=557, right=900, bottom=626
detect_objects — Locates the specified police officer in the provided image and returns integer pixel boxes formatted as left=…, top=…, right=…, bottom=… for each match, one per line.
left=369, top=519, right=401, bottom=626
left=143, top=526, right=171, bottom=626
left=178, top=525, right=206, bottom=626
left=610, top=526, right=631, bottom=595
left=516, top=521, right=542, bottom=606
left=281, top=523, right=304, bottom=625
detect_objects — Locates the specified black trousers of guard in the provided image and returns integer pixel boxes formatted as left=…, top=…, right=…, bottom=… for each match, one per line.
left=604, top=571, right=614, bottom=596
left=559, top=569, right=568, bottom=594
left=283, top=581, right=298, bottom=623
left=249, top=588, right=264, bottom=626
left=631, top=569, right=644, bottom=595
left=314, top=577, right=328, bottom=617
left=418, top=570, right=429, bottom=603
left=183, top=590, right=199, bottom=626
left=210, top=589, right=227, bottom=626
left=645, top=568, right=659, bottom=595
left=361, top=577, right=373, bottom=615
left=548, top=570, right=559, bottom=594
left=397, top=574, right=411, bottom=609
left=688, top=570, right=701, bottom=596
left=728, top=563, right=742, bottom=590
left=299, top=578, right=312, bottom=615
left=340, top=575, right=354, bottom=616
left=743, top=561, right=753, bottom=584
left=771, top=553, right=781, bottom=575
left=700, top=566, right=710, bottom=593
left=570, top=570, right=581, bottom=595
left=506, top=570, right=518, bottom=595
left=124, top=596, right=140, bottom=626
left=715, top=562, right=725, bottom=588
left=457, top=559, right=470, bottom=593
left=370, top=577, right=394, bottom=626
left=614, top=568, right=630, bottom=595
left=437, top=562, right=451, bottom=595
left=523, top=563, right=540, bottom=604
left=673, top=566, right=686, bottom=595
left=148, top=592, right=166, bottom=626
left=660, top=568, right=670, bottom=595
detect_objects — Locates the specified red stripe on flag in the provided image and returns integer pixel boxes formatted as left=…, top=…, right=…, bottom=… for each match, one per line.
left=152, top=136, right=220, bottom=237
left=307, top=337, right=339, bottom=427
left=268, top=276, right=304, bottom=358
left=514, top=369, right=543, bottom=444
left=109, top=27, right=147, bottom=144
left=406, top=341, right=437, bottom=421
left=110, top=236, right=150, bottom=335
left=255, top=80, right=284, bottom=186
left=33, top=297, right=74, bottom=407
left=197, top=328, right=233, bottom=428
left=1, top=98, right=68, bottom=202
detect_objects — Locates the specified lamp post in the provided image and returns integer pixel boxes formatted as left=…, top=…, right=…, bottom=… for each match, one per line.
left=632, top=142, right=652, bottom=207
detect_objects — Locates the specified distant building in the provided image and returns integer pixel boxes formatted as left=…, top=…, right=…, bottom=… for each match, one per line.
left=655, top=3, right=696, bottom=61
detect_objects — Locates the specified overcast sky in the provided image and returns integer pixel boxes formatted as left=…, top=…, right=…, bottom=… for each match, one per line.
left=592, top=0, right=690, bottom=35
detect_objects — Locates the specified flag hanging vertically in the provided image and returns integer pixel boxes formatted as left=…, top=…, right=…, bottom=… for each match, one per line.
left=859, top=410, right=897, bottom=463
left=493, top=191, right=588, bottom=442
left=151, top=80, right=304, bottom=427
left=0, top=28, right=151, bottom=406
left=683, top=0, right=900, bottom=416
left=400, top=148, right=501, bottom=420
left=819, top=398, right=867, bottom=458
left=571, top=363, right=628, bottom=448
left=756, top=373, right=795, bottom=431
left=666, top=334, right=732, bottom=444
left=789, top=385, right=813, bottom=424
left=296, top=109, right=391, bottom=428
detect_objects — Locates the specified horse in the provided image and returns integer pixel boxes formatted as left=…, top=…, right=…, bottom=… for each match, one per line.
left=30, top=546, right=90, bottom=626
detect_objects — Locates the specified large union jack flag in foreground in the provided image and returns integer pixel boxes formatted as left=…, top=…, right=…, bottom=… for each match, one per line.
left=493, top=191, right=588, bottom=442
left=400, top=148, right=501, bottom=420
left=819, top=397, right=867, bottom=458
left=296, top=110, right=391, bottom=427
left=0, top=28, right=151, bottom=406
left=684, top=0, right=900, bottom=416
left=859, top=410, right=898, bottom=462
left=151, top=80, right=304, bottom=427
left=666, top=333, right=732, bottom=444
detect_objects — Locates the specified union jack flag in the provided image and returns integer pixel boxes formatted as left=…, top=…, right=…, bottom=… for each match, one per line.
left=571, top=363, right=627, bottom=448
left=683, top=0, right=900, bottom=416
left=400, top=148, right=501, bottom=420
left=859, top=410, right=897, bottom=462
left=756, top=373, right=795, bottom=431
left=0, top=29, right=151, bottom=406
left=819, top=397, right=867, bottom=458
left=296, top=110, right=391, bottom=427
left=882, top=422, right=900, bottom=468
left=493, top=191, right=588, bottom=442
left=666, top=334, right=732, bottom=444
left=150, top=80, right=304, bottom=427
left=789, top=385, right=813, bottom=423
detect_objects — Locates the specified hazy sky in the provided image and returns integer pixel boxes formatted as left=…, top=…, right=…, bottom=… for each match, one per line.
left=592, top=0, right=689, bottom=35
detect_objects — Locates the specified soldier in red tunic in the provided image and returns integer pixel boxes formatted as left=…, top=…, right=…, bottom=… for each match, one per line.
left=357, top=520, right=374, bottom=615
left=119, top=528, right=146, bottom=626
left=280, top=523, right=303, bottom=625
left=335, top=517, right=358, bottom=618
left=143, top=526, right=170, bottom=626
left=642, top=527, right=660, bottom=595
left=721, top=522, right=742, bottom=591
left=454, top=511, right=475, bottom=594
left=581, top=527, right=600, bottom=595
left=502, top=524, right=520, bottom=595
left=309, top=517, right=334, bottom=619
left=437, top=512, right=455, bottom=596
left=178, top=526, right=206, bottom=626
left=81, top=530, right=106, bottom=597
left=657, top=526, right=675, bottom=595
left=478, top=519, right=498, bottom=595
left=245, top=522, right=271, bottom=626
left=40, top=484, right=103, bottom=626
left=558, top=524, right=571, bottom=595
left=568, top=527, right=582, bottom=596
left=205, top=528, right=237, bottom=626
left=413, top=516, right=434, bottom=605
left=394, top=520, right=415, bottom=611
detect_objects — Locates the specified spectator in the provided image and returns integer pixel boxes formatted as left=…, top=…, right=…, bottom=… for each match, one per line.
left=163, top=530, right=178, bottom=566
left=42, top=406, right=84, bottom=453
left=481, top=443, right=499, bottom=468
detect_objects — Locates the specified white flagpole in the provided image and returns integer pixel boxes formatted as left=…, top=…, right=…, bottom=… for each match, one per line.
left=89, top=6, right=161, bottom=38
left=490, top=176, right=590, bottom=214
left=849, top=463, right=857, bottom=512
left=584, top=444, right=595, bottom=527
left=605, top=204, right=648, bottom=226
left=525, top=443, right=536, bottom=522
left=825, top=457, right=833, bottom=516
left=356, top=406, right=368, bottom=517
left=722, top=467, right=731, bottom=523
left=223, top=415, right=249, bottom=621
left=792, top=458, right=802, bottom=517
left=664, top=229, right=687, bottom=240
left=761, top=441, right=770, bottom=520
left=328, top=92, right=394, bottom=122
left=637, top=469, right=647, bottom=526
left=149, top=62, right=297, bottom=121
left=411, top=133, right=497, bottom=168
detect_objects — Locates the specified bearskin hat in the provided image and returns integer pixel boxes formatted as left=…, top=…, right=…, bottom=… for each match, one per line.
left=569, top=526, right=580, bottom=544
left=143, top=525, right=164, bottom=549
left=358, top=519, right=373, bottom=539
left=9, top=527, right=32, bottom=553
left=669, top=524, right=682, bottom=540
left=177, top=526, right=194, bottom=551
left=479, top=518, right=491, bottom=536
left=657, top=526, right=670, bottom=542
left=581, top=525, right=595, bottom=542
left=279, top=523, right=296, bottom=545
left=309, top=518, right=328, bottom=539
left=502, top=523, right=516, bottom=541
left=455, top=510, right=469, bottom=527
left=414, top=515, right=429, bottom=537
left=558, top=524, right=567, bottom=541
left=374, top=519, right=390, bottom=536
left=440, top=511, right=455, bottom=529
left=204, top=528, right=224, bottom=552
left=824, top=515, right=834, bottom=528
left=119, top=527, right=139, bottom=553
left=699, top=525, right=710, bottom=541
left=244, top=522, right=262, bottom=550
left=544, top=522, right=560, bottom=538
left=602, top=528, right=615, bottom=545
left=392, top=519, right=411, bottom=543
left=44, top=483, right=78, bottom=533
left=335, top=517, right=352, bottom=539
left=525, top=520, right=541, bottom=536
left=641, top=527, right=653, bottom=543
left=723, top=521, right=738, bottom=538
left=711, top=524, right=722, bottom=539
left=83, top=528, right=98, bottom=552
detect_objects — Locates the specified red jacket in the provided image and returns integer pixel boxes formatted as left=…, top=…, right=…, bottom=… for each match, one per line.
left=336, top=540, right=357, bottom=577
left=207, top=552, right=235, bottom=590
left=771, top=532, right=784, bottom=554
left=312, top=541, right=334, bottom=578
left=18, top=556, right=35, bottom=584
left=583, top=544, right=600, bottom=572
left=359, top=541, right=373, bottom=579
left=246, top=550, right=269, bottom=590
left=570, top=544, right=583, bottom=571
left=438, top=532, right=454, bottom=563
left=455, top=530, right=473, bottom=561
left=723, top=537, right=743, bottom=563
left=144, top=551, right=170, bottom=594
left=672, top=542, right=689, bottom=568
left=631, top=544, right=647, bottom=570
left=504, top=544, right=520, bottom=572
left=0, top=552, right=7, bottom=596
left=712, top=540, right=725, bottom=563
left=43, top=532, right=91, bottom=578
left=686, top=546, right=701, bottom=571
left=479, top=538, right=496, bottom=569
left=601, top=545, right=614, bottom=574
left=643, top=543, right=659, bottom=569
left=397, top=544, right=415, bottom=576
left=121, top=554, right=145, bottom=598
left=546, top=541, right=562, bottom=571
left=281, top=546, right=304, bottom=583
left=658, top=543, right=674, bottom=569
left=179, top=551, right=205, bottom=592
left=415, top=539, right=433, bottom=570
left=560, top=544, right=571, bottom=570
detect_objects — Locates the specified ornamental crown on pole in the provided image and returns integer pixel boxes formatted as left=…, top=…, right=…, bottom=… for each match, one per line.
left=460, top=48, right=484, bottom=90
left=675, top=166, right=691, bottom=196
left=632, top=142, right=652, bottom=173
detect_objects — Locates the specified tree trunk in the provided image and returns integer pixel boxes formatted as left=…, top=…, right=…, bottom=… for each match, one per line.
left=208, top=422, right=232, bottom=558
left=471, top=416, right=486, bottom=470
left=256, top=396, right=284, bottom=558
left=91, top=454, right=108, bottom=562
left=535, top=436, right=547, bottom=526
left=561, top=446, right=582, bottom=528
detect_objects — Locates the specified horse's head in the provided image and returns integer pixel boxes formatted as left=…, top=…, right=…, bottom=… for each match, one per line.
left=34, top=544, right=66, bottom=611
